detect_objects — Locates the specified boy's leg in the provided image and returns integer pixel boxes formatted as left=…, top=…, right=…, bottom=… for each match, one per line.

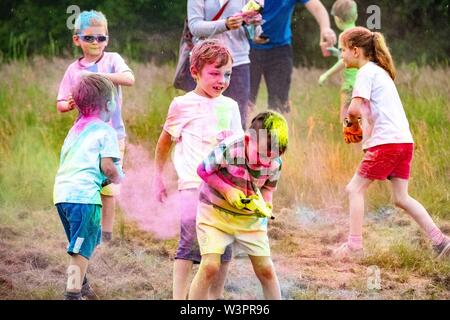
left=391, top=178, right=447, bottom=246
left=248, top=255, right=281, bottom=300
left=209, top=261, right=230, bottom=300
left=100, top=194, right=115, bottom=241
left=173, top=259, right=194, bottom=300
left=189, top=254, right=221, bottom=300
left=66, top=254, right=89, bottom=294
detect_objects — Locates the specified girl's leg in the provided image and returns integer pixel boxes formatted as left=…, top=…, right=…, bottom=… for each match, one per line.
left=390, top=178, right=444, bottom=245
left=248, top=255, right=281, bottom=300
left=100, top=194, right=115, bottom=241
left=188, top=254, right=221, bottom=300
left=346, top=174, right=373, bottom=244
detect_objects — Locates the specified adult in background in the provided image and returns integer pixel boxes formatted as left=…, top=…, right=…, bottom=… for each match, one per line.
left=188, top=0, right=261, bottom=129
left=249, top=0, right=337, bottom=113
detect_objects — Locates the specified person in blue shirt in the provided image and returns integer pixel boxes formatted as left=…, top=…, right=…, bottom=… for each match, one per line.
left=249, top=0, right=336, bottom=113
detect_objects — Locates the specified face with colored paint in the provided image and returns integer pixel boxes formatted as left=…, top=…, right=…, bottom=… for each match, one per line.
left=247, top=130, right=279, bottom=167
left=73, top=25, right=108, bottom=61
left=192, top=59, right=233, bottom=99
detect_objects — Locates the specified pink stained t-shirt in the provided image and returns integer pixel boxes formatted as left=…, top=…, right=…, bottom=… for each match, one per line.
left=163, top=91, right=244, bottom=190
left=57, top=52, right=132, bottom=140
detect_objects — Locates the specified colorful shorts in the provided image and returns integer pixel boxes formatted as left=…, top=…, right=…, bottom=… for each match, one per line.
left=56, top=203, right=102, bottom=260
left=196, top=202, right=270, bottom=257
left=176, top=189, right=232, bottom=264
left=358, top=143, right=414, bottom=180
left=101, top=138, right=125, bottom=196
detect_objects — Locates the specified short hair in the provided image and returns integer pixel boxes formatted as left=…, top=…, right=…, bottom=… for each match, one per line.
left=72, top=74, right=115, bottom=116
left=74, top=10, right=108, bottom=35
left=190, top=39, right=233, bottom=73
left=331, top=0, right=358, bottom=23
left=249, top=111, right=289, bottom=155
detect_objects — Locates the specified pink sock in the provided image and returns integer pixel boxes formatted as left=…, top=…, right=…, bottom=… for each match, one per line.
left=427, top=227, right=445, bottom=246
left=347, top=234, right=363, bottom=250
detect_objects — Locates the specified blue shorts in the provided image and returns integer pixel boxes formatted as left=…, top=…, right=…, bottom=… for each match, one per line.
left=176, top=189, right=232, bottom=264
left=56, top=203, right=102, bottom=260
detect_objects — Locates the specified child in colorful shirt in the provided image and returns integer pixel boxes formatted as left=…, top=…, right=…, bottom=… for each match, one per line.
left=54, top=74, right=123, bottom=300
left=153, top=39, right=244, bottom=299
left=189, top=111, right=289, bottom=300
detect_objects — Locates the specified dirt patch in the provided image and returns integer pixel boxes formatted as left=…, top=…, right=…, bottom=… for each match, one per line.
left=18, top=251, right=50, bottom=269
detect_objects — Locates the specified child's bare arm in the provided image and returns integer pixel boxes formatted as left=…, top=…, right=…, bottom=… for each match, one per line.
left=347, top=97, right=365, bottom=122
left=98, top=71, right=135, bottom=86
left=100, top=157, right=121, bottom=184
left=56, top=94, right=77, bottom=113
left=153, top=130, right=174, bottom=202
left=319, top=60, right=345, bottom=85
left=261, top=188, right=273, bottom=205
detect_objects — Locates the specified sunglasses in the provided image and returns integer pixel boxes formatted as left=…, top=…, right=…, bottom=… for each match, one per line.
left=78, top=35, right=109, bottom=43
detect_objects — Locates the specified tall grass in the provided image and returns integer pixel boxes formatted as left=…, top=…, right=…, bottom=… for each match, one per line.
left=0, top=58, right=449, bottom=220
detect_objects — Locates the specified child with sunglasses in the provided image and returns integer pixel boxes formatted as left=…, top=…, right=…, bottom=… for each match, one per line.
left=56, top=11, right=135, bottom=255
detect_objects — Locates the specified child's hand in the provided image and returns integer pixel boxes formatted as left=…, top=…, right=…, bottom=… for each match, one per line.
left=223, top=187, right=246, bottom=210
left=67, top=94, right=77, bottom=111
left=318, top=74, right=328, bottom=86
left=242, top=195, right=273, bottom=218
left=253, top=35, right=270, bottom=44
left=153, top=176, right=167, bottom=203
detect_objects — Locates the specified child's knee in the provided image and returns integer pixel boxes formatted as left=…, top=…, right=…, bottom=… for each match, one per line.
left=393, top=195, right=409, bottom=209
left=200, top=260, right=221, bottom=280
left=255, top=264, right=276, bottom=282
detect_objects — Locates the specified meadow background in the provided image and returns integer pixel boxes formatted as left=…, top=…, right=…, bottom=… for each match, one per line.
left=0, top=0, right=449, bottom=299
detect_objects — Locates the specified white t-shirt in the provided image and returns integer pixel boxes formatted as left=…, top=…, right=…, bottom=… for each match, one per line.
left=163, top=91, right=244, bottom=190
left=352, top=61, right=414, bottom=150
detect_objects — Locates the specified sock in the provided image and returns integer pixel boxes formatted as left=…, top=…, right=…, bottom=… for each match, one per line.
left=102, top=231, right=112, bottom=242
left=64, top=291, right=82, bottom=300
left=347, top=234, right=363, bottom=250
left=427, top=227, right=445, bottom=246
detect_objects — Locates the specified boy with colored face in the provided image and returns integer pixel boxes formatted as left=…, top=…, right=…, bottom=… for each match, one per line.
left=54, top=74, right=123, bottom=300
left=189, top=111, right=288, bottom=300
left=153, top=39, right=244, bottom=299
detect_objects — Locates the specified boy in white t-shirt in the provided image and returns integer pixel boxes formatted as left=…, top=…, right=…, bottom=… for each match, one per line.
left=335, top=26, right=450, bottom=261
left=153, top=39, right=244, bottom=299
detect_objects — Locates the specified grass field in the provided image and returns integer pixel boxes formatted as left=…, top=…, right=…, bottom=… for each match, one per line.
left=0, top=58, right=449, bottom=299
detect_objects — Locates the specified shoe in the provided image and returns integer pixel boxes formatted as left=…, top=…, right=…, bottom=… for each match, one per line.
left=433, top=236, right=450, bottom=260
left=81, top=281, right=99, bottom=300
left=333, top=242, right=364, bottom=261
left=64, top=291, right=82, bottom=300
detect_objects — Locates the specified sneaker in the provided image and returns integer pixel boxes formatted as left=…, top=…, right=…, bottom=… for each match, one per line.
left=433, top=236, right=450, bottom=260
left=81, top=282, right=99, bottom=300
left=333, top=243, right=364, bottom=261
left=64, top=291, right=82, bottom=300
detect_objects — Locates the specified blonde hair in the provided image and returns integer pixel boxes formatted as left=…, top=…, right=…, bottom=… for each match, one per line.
left=341, top=26, right=396, bottom=80
left=74, top=10, right=108, bottom=35
left=72, top=74, right=115, bottom=116
left=190, top=39, right=233, bottom=73
left=331, top=0, right=358, bottom=23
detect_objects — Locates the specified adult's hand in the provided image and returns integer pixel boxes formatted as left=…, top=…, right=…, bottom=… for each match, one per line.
left=320, top=27, right=337, bottom=57
left=226, top=15, right=244, bottom=30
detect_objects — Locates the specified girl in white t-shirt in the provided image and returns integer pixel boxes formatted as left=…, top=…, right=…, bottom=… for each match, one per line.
left=334, top=26, right=450, bottom=260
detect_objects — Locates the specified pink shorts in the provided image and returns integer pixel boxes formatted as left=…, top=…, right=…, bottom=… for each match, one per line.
left=358, top=143, right=414, bottom=180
